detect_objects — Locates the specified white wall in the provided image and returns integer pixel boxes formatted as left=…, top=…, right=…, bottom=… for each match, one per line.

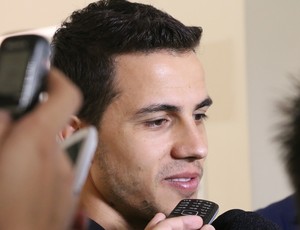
left=246, top=0, right=300, bottom=209
left=0, top=0, right=89, bottom=35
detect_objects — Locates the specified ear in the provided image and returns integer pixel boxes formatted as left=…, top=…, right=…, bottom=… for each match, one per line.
left=57, top=116, right=82, bottom=142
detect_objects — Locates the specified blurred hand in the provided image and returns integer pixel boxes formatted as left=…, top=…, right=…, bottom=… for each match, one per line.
left=0, top=68, right=82, bottom=230
left=145, top=213, right=215, bottom=230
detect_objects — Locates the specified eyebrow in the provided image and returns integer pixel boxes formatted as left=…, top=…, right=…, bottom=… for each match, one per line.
left=195, top=97, right=213, bottom=110
left=134, top=97, right=213, bottom=117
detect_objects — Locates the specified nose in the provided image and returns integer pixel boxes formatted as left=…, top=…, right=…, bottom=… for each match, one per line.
left=171, top=121, right=208, bottom=160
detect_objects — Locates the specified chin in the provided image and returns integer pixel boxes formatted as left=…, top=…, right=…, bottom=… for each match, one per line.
left=155, top=188, right=198, bottom=214
left=160, top=197, right=183, bottom=216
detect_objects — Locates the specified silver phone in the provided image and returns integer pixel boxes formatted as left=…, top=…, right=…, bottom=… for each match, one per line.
left=61, top=126, right=98, bottom=194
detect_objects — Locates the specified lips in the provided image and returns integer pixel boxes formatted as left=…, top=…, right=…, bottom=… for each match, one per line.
left=163, top=172, right=201, bottom=197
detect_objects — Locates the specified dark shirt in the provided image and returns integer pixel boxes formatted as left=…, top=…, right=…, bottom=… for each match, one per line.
left=256, top=195, right=299, bottom=230
left=88, top=219, right=105, bottom=230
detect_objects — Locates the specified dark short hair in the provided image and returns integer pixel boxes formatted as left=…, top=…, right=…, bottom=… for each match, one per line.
left=279, top=78, right=300, bottom=214
left=51, top=0, right=203, bottom=127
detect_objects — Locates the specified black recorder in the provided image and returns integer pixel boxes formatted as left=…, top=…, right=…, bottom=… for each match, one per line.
left=0, top=34, right=50, bottom=118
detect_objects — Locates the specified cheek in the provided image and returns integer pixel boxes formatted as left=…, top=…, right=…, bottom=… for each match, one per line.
left=133, top=132, right=171, bottom=153
left=120, top=135, right=171, bottom=179
left=99, top=131, right=156, bottom=168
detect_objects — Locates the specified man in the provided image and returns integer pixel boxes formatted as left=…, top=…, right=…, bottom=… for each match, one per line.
left=51, top=0, right=213, bottom=229
left=0, top=69, right=83, bottom=229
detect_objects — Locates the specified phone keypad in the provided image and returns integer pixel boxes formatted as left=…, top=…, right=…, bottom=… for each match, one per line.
left=168, top=199, right=219, bottom=224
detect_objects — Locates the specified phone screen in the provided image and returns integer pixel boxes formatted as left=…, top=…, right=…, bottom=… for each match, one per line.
left=0, top=50, right=29, bottom=97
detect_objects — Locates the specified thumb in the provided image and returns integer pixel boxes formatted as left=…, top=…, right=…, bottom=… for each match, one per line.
left=145, top=213, right=166, bottom=229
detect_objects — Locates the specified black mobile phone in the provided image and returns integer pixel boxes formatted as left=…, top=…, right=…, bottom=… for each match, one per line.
left=0, top=34, right=50, bottom=118
left=168, top=199, right=219, bottom=225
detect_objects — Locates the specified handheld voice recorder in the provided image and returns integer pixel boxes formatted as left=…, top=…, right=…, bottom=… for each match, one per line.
left=0, top=34, right=50, bottom=118
left=61, top=126, right=98, bottom=194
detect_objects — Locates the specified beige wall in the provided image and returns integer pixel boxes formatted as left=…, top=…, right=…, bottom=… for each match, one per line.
left=0, top=0, right=85, bottom=35
left=246, top=0, right=300, bottom=209
left=1, top=0, right=252, bottom=214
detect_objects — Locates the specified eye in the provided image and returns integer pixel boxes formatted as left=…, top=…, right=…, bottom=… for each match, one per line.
left=145, top=118, right=168, bottom=128
left=194, top=113, right=207, bottom=121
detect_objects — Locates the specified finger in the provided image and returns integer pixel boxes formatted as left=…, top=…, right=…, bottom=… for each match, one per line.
left=172, top=215, right=203, bottom=229
left=201, top=224, right=215, bottom=230
left=28, top=68, right=82, bottom=134
left=145, top=213, right=166, bottom=229
left=0, top=110, right=12, bottom=147
left=156, top=215, right=203, bottom=230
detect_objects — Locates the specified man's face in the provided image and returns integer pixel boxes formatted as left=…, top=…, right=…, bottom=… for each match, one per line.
left=91, top=50, right=211, bottom=220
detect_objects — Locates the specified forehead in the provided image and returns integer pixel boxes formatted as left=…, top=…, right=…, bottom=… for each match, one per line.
left=113, top=51, right=208, bottom=109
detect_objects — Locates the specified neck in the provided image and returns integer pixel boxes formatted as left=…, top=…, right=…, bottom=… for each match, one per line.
left=80, top=174, right=147, bottom=230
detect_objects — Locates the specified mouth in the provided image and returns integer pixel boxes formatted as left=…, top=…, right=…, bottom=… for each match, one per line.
left=162, top=173, right=200, bottom=197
